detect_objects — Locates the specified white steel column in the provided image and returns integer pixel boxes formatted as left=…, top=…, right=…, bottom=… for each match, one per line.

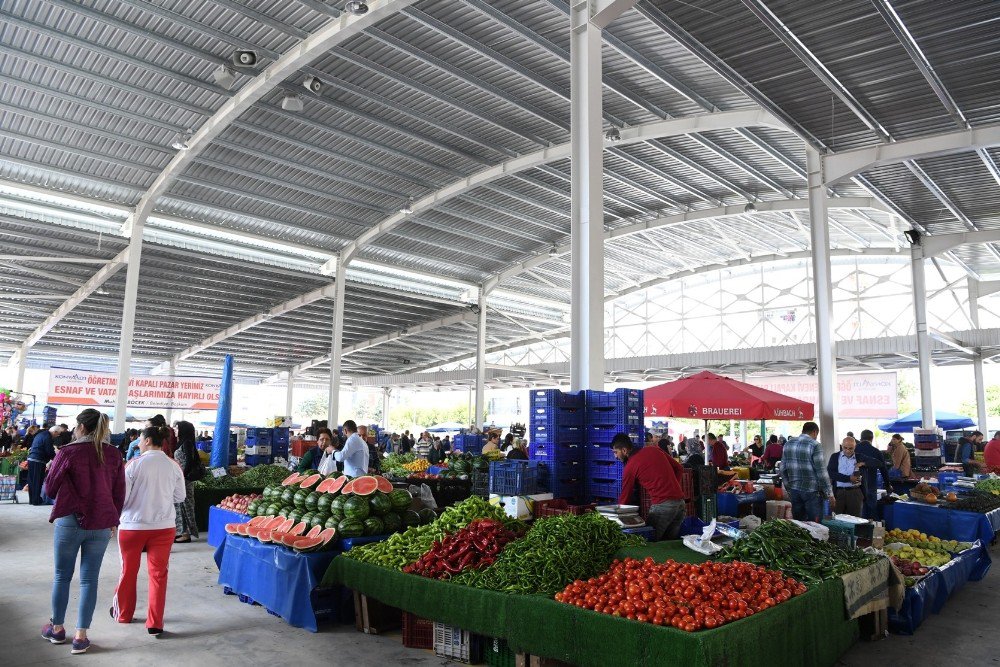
left=967, top=278, right=987, bottom=431
left=381, top=388, right=390, bottom=432
left=911, top=244, right=934, bottom=428
left=809, top=149, right=837, bottom=451
left=569, top=1, right=607, bottom=392
left=285, top=373, right=295, bottom=420
left=163, top=360, right=175, bottom=426
left=740, top=370, right=747, bottom=449
left=14, top=344, right=27, bottom=394
left=327, top=259, right=347, bottom=426
left=114, top=222, right=145, bottom=432
left=474, top=290, right=487, bottom=430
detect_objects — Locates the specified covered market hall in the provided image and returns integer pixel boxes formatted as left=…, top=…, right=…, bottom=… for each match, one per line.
left=1, top=1, right=1000, bottom=666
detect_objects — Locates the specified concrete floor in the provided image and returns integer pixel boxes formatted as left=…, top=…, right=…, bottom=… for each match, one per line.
left=2, top=490, right=995, bottom=666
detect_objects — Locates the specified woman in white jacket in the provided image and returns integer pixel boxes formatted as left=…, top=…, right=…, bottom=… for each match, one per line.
left=110, top=426, right=185, bottom=635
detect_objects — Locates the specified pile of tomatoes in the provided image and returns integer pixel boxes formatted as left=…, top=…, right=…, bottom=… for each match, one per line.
left=554, top=557, right=807, bottom=632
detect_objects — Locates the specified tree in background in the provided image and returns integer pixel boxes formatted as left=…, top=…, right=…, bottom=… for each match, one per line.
left=960, top=385, right=1000, bottom=424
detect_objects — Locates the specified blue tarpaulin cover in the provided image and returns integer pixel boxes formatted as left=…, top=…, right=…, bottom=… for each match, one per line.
left=878, top=409, right=975, bottom=433
left=210, top=354, right=234, bottom=468
left=207, top=505, right=250, bottom=548
left=884, top=501, right=1000, bottom=544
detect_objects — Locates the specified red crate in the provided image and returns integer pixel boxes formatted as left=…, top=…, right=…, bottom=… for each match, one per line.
left=681, top=468, right=694, bottom=500
left=402, top=611, right=434, bottom=649
left=291, top=438, right=316, bottom=458
left=533, top=498, right=596, bottom=519
left=686, top=500, right=695, bottom=517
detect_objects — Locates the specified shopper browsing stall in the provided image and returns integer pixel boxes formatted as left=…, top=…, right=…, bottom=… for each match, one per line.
left=27, top=424, right=59, bottom=505
left=781, top=422, right=835, bottom=522
left=748, top=434, right=764, bottom=460
left=985, top=431, right=1000, bottom=468
left=856, top=430, right=893, bottom=519
left=335, top=420, right=369, bottom=478
left=827, top=437, right=874, bottom=517
left=481, top=432, right=501, bottom=454
left=761, top=435, right=783, bottom=470
left=708, top=433, right=729, bottom=469
left=887, top=433, right=912, bottom=478
left=612, top=433, right=687, bottom=541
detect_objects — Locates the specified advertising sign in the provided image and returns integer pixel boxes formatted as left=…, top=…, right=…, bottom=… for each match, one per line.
left=48, top=367, right=221, bottom=410
left=749, top=372, right=897, bottom=419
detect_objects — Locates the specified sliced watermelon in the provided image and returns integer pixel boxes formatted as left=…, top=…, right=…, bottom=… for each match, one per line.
left=224, top=523, right=242, bottom=535
left=317, top=476, right=349, bottom=494
left=281, top=472, right=303, bottom=487
left=278, top=518, right=296, bottom=533
left=317, top=527, right=337, bottom=546
left=298, top=474, right=322, bottom=490
left=235, top=523, right=251, bottom=536
left=258, top=528, right=277, bottom=543
left=351, top=476, right=379, bottom=496
left=288, top=522, right=308, bottom=537
left=278, top=533, right=301, bottom=548
left=375, top=476, right=393, bottom=494
left=246, top=524, right=262, bottom=538
left=291, top=536, right=324, bottom=552
left=315, top=478, right=335, bottom=494
left=248, top=515, right=270, bottom=527
left=341, top=479, right=356, bottom=495
left=306, top=525, right=323, bottom=538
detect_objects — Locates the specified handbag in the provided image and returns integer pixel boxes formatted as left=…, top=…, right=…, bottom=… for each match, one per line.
left=184, top=442, right=207, bottom=482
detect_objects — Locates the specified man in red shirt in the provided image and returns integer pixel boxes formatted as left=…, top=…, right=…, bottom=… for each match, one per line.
left=708, top=433, right=729, bottom=469
left=613, top=433, right=687, bottom=541
left=984, top=431, right=1000, bottom=468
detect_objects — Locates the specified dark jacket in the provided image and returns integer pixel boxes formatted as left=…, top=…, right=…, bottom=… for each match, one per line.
left=506, top=448, right=528, bottom=460
left=855, top=440, right=892, bottom=492
left=28, top=430, right=56, bottom=463
left=298, top=445, right=322, bottom=473
left=367, top=442, right=382, bottom=474
left=827, top=451, right=882, bottom=493
left=46, top=437, right=126, bottom=530
left=428, top=446, right=447, bottom=465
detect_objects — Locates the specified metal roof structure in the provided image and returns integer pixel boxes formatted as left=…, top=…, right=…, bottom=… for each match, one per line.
left=2, top=0, right=1000, bottom=392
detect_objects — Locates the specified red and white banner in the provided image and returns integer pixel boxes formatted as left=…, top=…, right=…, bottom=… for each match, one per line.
left=748, top=372, right=897, bottom=419
left=48, top=367, right=221, bottom=410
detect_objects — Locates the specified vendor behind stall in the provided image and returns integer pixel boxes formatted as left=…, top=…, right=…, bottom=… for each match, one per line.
left=298, top=429, right=335, bottom=473
left=761, top=435, right=783, bottom=470
left=612, top=433, right=686, bottom=541
left=886, top=433, right=912, bottom=478
left=957, top=431, right=984, bottom=476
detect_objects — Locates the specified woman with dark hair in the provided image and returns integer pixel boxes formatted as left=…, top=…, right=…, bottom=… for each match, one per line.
left=145, top=415, right=175, bottom=459
left=502, top=433, right=515, bottom=452
left=172, top=420, right=200, bottom=543
left=112, top=425, right=185, bottom=635
left=42, top=409, right=125, bottom=655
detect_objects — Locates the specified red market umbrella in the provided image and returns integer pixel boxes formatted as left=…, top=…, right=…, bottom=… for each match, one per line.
left=643, top=371, right=815, bottom=421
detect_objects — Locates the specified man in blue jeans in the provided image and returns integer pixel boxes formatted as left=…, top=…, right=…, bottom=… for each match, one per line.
left=781, top=422, right=836, bottom=522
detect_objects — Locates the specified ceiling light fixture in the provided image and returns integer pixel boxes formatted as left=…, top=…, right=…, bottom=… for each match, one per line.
left=903, top=229, right=921, bottom=246
left=281, top=94, right=304, bottom=112
left=233, top=49, right=258, bottom=68
left=170, top=130, right=192, bottom=150
left=807, top=366, right=817, bottom=376
left=400, top=198, right=413, bottom=215
left=605, top=126, right=622, bottom=142
left=345, top=1, right=369, bottom=15
left=302, top=76, right=323, bottom=94
left=744, top=202, right=757, bottom=214
left=212, top=65, right=236, bottom=90
left=548, top=244, right=559, bottom=257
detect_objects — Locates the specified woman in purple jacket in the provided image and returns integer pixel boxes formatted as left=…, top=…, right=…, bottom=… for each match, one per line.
left=41, top=409, right=125, bottom=655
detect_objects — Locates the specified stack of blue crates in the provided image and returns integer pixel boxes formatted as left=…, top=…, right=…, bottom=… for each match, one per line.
left=528, top=389, right=585, bottom=501
left=245, top=427, right=273, bottom=466
left=454, top=433, right=484, bottom=455
left=272, top=427, right=289, bottom=459
left=583, top=388, right=644, bottom=503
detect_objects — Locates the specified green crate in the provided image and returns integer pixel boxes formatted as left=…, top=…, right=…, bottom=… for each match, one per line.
left=484, top=637, right=515, bottom=667
left=697, top=495, right=717, bottom=522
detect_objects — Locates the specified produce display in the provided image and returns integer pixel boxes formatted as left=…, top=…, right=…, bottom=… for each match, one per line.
left=453, top=512, right=645, bottom=596
left=716, top=520, right=881, bottom=585
left=403, top=519, right=523, bottom=579
left=555, top=558, right=806, bottom=632
left=942, top=492, right=1000, bottom=513
left=884, top=529, right=972, bottom=553
left=252, top=471, right=427, bottom=538
left=195, top=463, right=290, bottom=490
left=345, top=496, right=513, bottom=570
left=974, top=477, right=1000, bottom=495
left=403, top=459, right=431, bottom=473
left=383, top=452, right=417, bottom=478
left=907, top=482, right=941, bottom=504
left=225, top=515, right=336, bottom=553
left=217, top=493, right=261, bottom=514
left=884, top=544, right=950, bottom=568
left=889, top=554, right=931, bottom=582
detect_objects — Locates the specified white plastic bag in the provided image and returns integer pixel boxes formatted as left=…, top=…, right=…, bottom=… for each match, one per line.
left=682, top=519, right=723, bottom=555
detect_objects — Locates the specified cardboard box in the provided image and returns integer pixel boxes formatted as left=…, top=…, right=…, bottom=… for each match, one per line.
left=489, top=493, right=553, bottom=520
left=244, top=444, right=271, bottom=456
left=353, top=591, right=400, bottom=635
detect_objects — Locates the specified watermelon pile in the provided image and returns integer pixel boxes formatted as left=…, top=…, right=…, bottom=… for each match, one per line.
left=229, top=471, right=433, bottom=550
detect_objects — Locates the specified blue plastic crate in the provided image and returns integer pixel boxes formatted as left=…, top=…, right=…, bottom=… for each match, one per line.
left=584, top=424, right=644, bottom=446
left=529, top=442, right=584, bottom=462
left=245, top=454, right=272, bottom=467
left=273, top=428, right=290, bottom=445
left=584, top=388, right=643, bottom=412
left=531, top=423, right=585, bottom=444
left=530, top=389, right=584, bottom=411
left=623, top=525, right=655, bottom=541
left=586, top=459, right=624, bottom=481
left=531, top=407, right=585, bottom=427
left=587, top=478, right=622, bottom=498
left=489, top=460, right=543, bottom=495
left=716, top=490, right=766, bottom=517
left=540, top=459, right=583, bottom=481
left=585, top=409, right=642, bottom=428
left=454, top=434, right=484, bottom=455
left=546, top=479, right=585, bottom=501
left=245, top=428, right=273, bottom=446
left=582, top=444, right=618, bottom=463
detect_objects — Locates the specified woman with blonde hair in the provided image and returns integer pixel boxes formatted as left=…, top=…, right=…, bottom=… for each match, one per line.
left=41, top=409, right=125, bottom=654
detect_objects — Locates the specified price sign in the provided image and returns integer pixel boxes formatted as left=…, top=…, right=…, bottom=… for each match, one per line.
left=210, top=467, right=227, bottom=479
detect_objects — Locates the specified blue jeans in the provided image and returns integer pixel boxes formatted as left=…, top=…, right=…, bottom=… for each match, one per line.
left=787, top=487, right=824, bottom=522
left=52, top=515, right=112, bottom=629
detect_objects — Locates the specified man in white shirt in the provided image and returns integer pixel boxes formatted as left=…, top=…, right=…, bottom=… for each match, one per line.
left=335, top=420, right=369, bottom=477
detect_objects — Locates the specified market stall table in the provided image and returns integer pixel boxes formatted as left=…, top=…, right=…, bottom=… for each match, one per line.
left=194, top=486, right=263, bottom=532
left=206, top=505, right=251, bottom=548
left=322, top=540, right=859, bottom=667
left=888, top=542, right=992, bottom=634
left=214, top=533, right=389, bottom=632
left=883, top=501, right=1000, bottom=544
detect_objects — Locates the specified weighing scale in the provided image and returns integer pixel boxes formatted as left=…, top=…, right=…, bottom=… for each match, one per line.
left=596, top=504, right=646, bottom=529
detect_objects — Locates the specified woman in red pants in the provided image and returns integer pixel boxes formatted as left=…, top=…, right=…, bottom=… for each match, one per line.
left=111, top=425, right=185, bottom=635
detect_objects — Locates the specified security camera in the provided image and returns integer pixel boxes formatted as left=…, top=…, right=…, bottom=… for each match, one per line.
left=303, top=76, right=323, bottom=94
left=233, top=49, right=258, bottom=68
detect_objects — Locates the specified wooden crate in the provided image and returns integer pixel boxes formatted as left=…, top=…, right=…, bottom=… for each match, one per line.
left=352, top=591, right=401, bottom=635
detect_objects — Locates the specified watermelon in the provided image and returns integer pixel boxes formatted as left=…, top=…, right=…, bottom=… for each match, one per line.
left=452, top=459, right=471, bottom=474
left=316, top=474, right=347, bottom=494
left=299, top=474, right=322, bottom=490
left=246, top=499, right=260, bottom=516
left=363, top=517, right=384, bottom=536
left=248, top=516, right=270, bottom=527
left=224, top=523, right=242, bottom=535
left=351, top=476, right=379, bottom=496
left=317, top=527, right=337, bottom=547
left=280, top=487, right=296, bottom=506
left=300, top=512, right=316, bottom=527
left=343, top=495, right=370, bottom=521
left=402, top=510, right=421, bottom=527
left=236, top=523, right=251, bottom=536
left=317, top=493, right=334, bottom=514
left=369, top=492, right=392, bottom=516
left=338, top=518, right=365, bottom=538
left=375, top=476, right=393, bottom=494
left=276, top=533, right=300, bottom=548
left=288, top=509, right=303, bottom=523
left=304, top=492, right=320, bottom=513
left=329, top=495, right=347, bottom=516
left=281, top=472, right=303, bottom=487
left=388, top=489, right=413, bottom=511
left=324, top=515, right=340, bottom=530
left=291, top=536, right=324, bottom=552
left=418, top=508, right=437, bottom=525
left=307, top=525, right=323, bottom=538
left=286, top=522, right=306, bottom=536
left=293, top=488, right=309, bottom=509
left=310, top=513, right=330, bottom=531
left=381, top=512, right=402, bottom=533
left=278, top=506, right=291, bottom=519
